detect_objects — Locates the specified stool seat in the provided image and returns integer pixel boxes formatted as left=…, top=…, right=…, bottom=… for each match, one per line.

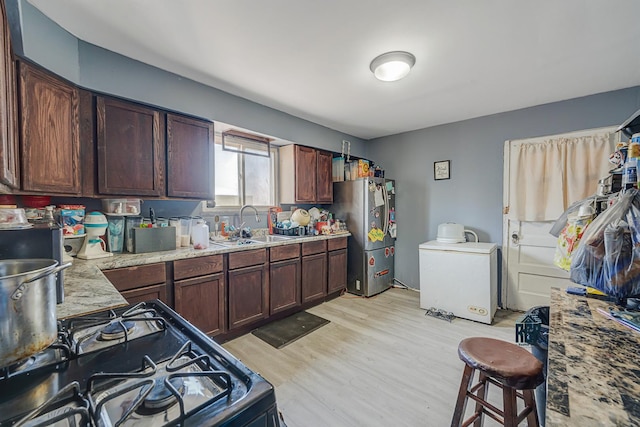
left=451, top=337, right=543, bottom=427
left=458, top=337, right=544, bottom=390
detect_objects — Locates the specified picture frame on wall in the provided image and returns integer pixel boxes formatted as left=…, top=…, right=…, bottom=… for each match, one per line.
left=434, top=160, right=450, bottom=180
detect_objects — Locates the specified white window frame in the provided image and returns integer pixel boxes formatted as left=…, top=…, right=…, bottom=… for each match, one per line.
left=202, top=140, right=279, bottom=212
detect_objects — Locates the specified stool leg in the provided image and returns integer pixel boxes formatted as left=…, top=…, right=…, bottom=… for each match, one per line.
left=523, top=389, right=539, bottom=427
left=472, top=372, right=488, bottom=427
left=502, top=386, right=517, bottom=427
left=451, top=364, right=474, bottom=427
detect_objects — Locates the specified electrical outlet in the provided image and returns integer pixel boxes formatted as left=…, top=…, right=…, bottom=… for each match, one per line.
left=355, top=280, right=361, bottom=291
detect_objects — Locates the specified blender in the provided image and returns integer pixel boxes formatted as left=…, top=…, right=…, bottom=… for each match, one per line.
left=77, top=212, right=113, bottom=259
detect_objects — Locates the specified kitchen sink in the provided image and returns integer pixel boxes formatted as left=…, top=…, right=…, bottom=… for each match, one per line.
left=249, top=235, right=297, bottom=243
left=210, top=239, right=265, bottom=247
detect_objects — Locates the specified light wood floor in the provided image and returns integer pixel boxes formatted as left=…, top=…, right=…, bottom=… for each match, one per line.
left=223, top=288, right=523, bottom=427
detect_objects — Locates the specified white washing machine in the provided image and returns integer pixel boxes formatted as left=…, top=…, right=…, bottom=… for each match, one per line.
left=419, top=240, right=497, bottom=324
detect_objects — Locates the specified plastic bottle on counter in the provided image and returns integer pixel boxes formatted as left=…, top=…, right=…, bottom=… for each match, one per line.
left=191, top=219, right=210, bottom=250
left=623, top=156, right=638, bottom=190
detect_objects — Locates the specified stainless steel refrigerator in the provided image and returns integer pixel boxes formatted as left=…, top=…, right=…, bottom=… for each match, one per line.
left=332, top=177, right=396, bottom=296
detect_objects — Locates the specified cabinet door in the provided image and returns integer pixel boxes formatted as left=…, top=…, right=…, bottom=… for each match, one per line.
left=174, top=273, right=225, bottom=336
left=327, top=248, right=347, bottom=294
left=19, top=62, right=80, bottom=194
left=166, top=114, right=214, bottom=199
left=0, top=1, right=17, bottom=191
left=121, top=284, right=168, bottom=306
left=301, top=252, right=327, bottom=304
left=270, top=258, right=301, bottom=315
left=97, top=96, right=164, bottom=196
left=228, top=264, right=268, bottom=330
left=316, top=149, right=333, bottom=203
left=294, top=145, right=316, bottom=203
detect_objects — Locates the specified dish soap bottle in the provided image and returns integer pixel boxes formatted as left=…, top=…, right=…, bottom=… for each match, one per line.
left=191, top=219, right=210, bottom=250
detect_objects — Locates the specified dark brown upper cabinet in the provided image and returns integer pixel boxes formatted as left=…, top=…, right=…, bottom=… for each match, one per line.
left=0, top=0, right=17, bottom=192
left=316, top=149, right=333, bottom=203
left=19, top=62, right=80, bottom=194
left=279, top=144, right=333, bottom=204
left=166, top=113, right=214, bottom=199
left=97, top=96, right=165, bottom=196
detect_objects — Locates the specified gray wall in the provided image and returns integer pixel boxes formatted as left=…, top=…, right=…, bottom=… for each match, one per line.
left=369, top=87, right=640, bottom=290
left=11, top=0, right=640, bottom=295
left=11, top=0, right=366, bottom=156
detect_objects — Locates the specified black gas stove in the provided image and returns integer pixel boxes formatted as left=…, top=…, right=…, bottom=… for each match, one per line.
left=0, top=301, right=282, bottom=426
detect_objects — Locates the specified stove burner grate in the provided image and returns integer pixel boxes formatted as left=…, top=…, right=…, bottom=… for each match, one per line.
left=99, top=319, right=135, bottom=341
left=66, top=302, right=167, bottom=354
left=0, top=339, right=71, bottom=380
left=138, top=376, right=185, bottom=413
left=13, top=381, right=90, bottom=427
left=87, top=341, right=234, bottom=426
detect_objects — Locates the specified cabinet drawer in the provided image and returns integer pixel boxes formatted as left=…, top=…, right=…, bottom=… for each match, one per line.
left=270, top=244, right=300, bottom=262
left=121, top=283, right=168, bottom=306
left=327, top=237, right=348, bottom=251
left=174, top=255, right=223, bottom=280
left=103, top=263, right=166, bottom=292
left=302, top=240, right=326, bottom=256
left=228, top=248, right=267, bottom=270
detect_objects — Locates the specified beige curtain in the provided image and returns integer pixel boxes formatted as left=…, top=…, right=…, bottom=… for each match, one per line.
left=508, top=130, right=616, bottom=221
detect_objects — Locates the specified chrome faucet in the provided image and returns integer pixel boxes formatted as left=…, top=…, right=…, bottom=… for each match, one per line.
left=239, top=204, right=261, bottom=225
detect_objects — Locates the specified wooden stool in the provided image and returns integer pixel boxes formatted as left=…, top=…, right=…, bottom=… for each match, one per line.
left=451, top=337, right=544, bottom=427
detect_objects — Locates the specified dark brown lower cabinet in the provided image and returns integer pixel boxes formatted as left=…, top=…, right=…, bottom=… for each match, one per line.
left=174, top=273, right=225, bottom=336
left=121, top=284, right=167, bottom=306
left=327, top=237, right=348, bottom=295
left=227, top=249, right=268, bottom=330
left=103, top=262, right=169, bottom=306
left=270, top=257, right=301, bottom=315
left=301, top=252, right=327, bottom=304
left=327, top=248, right=347, bottom=294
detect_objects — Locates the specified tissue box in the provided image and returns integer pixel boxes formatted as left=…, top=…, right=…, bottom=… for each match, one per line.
left=58, top=206, right=85, bottom=236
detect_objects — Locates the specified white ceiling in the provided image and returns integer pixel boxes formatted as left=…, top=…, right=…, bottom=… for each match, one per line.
left=26, top=0, right=640, bottom=140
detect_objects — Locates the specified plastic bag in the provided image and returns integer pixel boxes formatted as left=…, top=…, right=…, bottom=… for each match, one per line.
left=553, top=214, right=592, bottom=271
left=570, top=189, right=640, bottom=298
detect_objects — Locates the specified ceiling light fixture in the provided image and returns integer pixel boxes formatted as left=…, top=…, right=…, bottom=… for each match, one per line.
left=369, top=51, right=416, bottom=82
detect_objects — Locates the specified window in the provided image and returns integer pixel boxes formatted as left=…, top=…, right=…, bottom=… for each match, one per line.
left=212, top=131, right=278, bottom=208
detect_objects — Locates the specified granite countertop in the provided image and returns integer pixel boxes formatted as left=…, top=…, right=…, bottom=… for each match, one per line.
left=57, top=232, right=350, bottom=319
left=546, top=288, right=640, bottom=426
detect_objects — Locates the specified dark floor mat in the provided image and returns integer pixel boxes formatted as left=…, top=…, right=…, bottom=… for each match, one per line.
left=251, top=311, right=330, bottom=349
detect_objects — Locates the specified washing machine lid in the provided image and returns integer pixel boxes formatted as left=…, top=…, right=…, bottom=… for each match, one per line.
left=419, top=240, right=497, bottom=254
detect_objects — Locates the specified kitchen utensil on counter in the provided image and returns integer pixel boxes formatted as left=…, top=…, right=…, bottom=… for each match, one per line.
left=0, top=208, right=30, bottom=229
left=290, top=208, right=311, bottom=226
left=77, top=212, right=112, bottom=260
left=106, top=215, right=125, bottom=253
left=125, top=216, right=143, bottom=252
left=436, top=223, right=478, bottom=243
left=0, top=259, right=71, bottom=369
left=191, top=219, right=209, bottom=249
left=179, top=216, right=192, bottom=247
left=213, top=215, right=220, bottom=237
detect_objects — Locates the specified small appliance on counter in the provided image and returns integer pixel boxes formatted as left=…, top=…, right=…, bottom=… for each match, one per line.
left=0, top=223, right=66, bottom=303
left=436, top=222, right=478, bottom=243
left=77, top=212, right=112, bottom=260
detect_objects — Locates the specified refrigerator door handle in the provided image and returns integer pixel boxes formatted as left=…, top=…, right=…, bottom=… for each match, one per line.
left=382, top=183, right=389, bottom=236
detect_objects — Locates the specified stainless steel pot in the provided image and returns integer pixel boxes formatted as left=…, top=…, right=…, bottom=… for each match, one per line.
left=0, top=259, right=71, bottom=369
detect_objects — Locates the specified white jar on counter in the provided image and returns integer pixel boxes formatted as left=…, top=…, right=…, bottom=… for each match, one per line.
left=191, top=219, right=209, bottom=250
